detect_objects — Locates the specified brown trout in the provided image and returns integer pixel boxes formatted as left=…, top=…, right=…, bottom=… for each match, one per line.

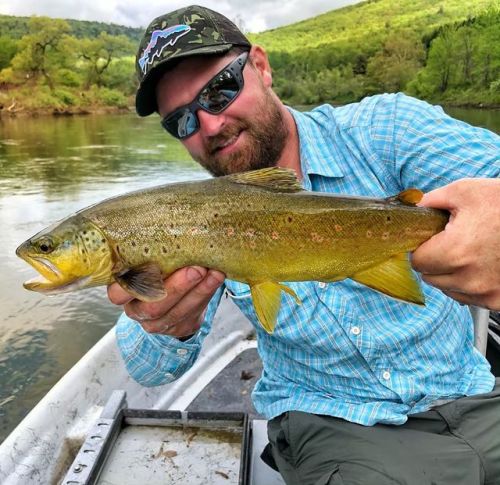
left=16, top=167, right=448, bottom=333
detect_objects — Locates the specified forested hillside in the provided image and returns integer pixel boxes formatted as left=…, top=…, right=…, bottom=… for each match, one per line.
left=252, top=0, right=499, bottom=106
left=0, top=0, right=498, bottom=115
left=0, top=14, right=142, bottom=41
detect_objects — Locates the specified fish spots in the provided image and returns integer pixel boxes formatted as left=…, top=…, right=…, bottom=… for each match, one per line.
left=248, top=240, right=257, bottom=249
left=131, top=241, right=137, bottom=247
left=213, top=213, right=219, bottom=219
left=382, top=231, right=390, bottom=240
left=386, top=216, right=392, bottom=224
left=162, top=246, right=167, bottom=254
left=144, top=247, right=149, bottom=255
left=116, top=245, right=120, bottom=254
left=311, top=232, right=324, bottom=243
left=190, top=227, right=199, bottom=236
left=334, top=224, right=343, bottom=233
left=227, top=227, right=235, bottom=237
left=271, top=231, right=280, bottom=240
left=176, top=244, right=181, bottom=250
left=287, top=216, right=293, bottom=223
left=246, top=228, right=256, bottom=238
left=366, top=230, right=373, bottom=238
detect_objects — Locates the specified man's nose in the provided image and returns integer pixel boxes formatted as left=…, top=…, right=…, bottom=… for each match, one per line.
left=197, top=109, right=226, bottom=137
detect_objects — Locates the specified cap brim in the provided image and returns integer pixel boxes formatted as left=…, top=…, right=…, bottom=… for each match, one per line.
left=135, top=44, right=235, bottom=117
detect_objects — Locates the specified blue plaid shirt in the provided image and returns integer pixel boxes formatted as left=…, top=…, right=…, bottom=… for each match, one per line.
left=116, top=93, right=500, bottom=425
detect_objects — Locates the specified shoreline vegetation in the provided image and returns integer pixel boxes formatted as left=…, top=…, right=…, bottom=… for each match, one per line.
left=0, top=0, right=499, bottom=117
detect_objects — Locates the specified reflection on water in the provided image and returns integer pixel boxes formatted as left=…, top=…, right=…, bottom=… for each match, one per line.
left=0, top=107, right=498, bottom=444
left=0, top=112, right=209, bottom=443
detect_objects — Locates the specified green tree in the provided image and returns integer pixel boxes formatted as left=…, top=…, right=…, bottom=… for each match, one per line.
left=366, top=34, right=425, bottom=92
left=0, top=36, right=18, bottom=70
left=10, top=16, right=71, bottom=90
left=77, top=33, right=134, bottom=88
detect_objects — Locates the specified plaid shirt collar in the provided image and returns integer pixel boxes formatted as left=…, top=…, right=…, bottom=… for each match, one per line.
left=288, top=106, right=345, bottom=186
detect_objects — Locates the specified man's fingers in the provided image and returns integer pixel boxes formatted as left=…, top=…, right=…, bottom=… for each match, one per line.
left=411, top=230, right=458, bottom=275
left=107, top=282, right=134, bottom=305
left=165, top=270, right=225, bottom=323
left=134, top=270, right=225, bottom=336
left=418, top=179, right=470, bottom=210
left=125, top=266, right=207, bottom=321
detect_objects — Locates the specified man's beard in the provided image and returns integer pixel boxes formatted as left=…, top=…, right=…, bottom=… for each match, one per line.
left=193, top=90, right=288, bottom=177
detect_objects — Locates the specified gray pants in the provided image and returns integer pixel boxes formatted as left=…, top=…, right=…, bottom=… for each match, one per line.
left=266, top=379, right=500, bottom=485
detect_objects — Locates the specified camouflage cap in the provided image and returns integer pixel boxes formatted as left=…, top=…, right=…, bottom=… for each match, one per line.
left=135, top=5, right=251, bottom=117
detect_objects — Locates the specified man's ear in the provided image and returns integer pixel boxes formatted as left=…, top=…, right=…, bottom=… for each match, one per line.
left=249, top=45, right=273, bottom=87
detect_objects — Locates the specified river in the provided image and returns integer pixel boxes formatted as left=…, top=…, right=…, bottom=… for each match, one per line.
left=0, top=106, right=498, bottom=443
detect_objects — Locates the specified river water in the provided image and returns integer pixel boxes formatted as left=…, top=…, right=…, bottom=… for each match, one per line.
left=0, top=107, right=498, bottom=443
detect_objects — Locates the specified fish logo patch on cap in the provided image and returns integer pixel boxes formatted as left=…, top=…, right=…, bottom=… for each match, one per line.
left=138, top=24, right=191, bottom=74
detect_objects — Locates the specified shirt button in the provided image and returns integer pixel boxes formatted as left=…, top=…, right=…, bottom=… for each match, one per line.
left=177, top=348, right=188, bottom=356
left=382, top=371, right=391, bottom=380
left=318, top=282, right=326, bottom=289
left=351, top=326, right=361, bottom=335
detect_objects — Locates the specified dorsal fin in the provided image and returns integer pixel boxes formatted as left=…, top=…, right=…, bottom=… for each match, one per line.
left=226, top=167, right=303, bottom=193
left=386, top=188, right=424, bottom=206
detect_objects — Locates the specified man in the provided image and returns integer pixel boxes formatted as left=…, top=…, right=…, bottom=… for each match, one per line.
left=110, top=5, right=500, bottom=484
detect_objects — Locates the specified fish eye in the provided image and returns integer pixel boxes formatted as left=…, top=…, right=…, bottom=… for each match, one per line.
left=37, top=237, right=54, bottom=254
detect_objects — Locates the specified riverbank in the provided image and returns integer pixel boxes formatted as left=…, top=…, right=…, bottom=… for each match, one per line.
left=0, top=84, right=133, bottom=118
left=2, top=89, right=497, bottom=119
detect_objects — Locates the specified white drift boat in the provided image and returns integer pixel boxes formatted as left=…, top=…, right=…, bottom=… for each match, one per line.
left=0, top=298, right=498, bottom=485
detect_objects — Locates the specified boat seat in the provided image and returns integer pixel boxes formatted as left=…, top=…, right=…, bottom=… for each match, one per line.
left=471, top=306, right=490, bottom=355
left=250, top=419, right=286, bottom=485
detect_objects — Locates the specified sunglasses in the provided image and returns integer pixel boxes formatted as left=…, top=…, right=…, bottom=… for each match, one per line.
left=160, top=52, right=249, bottom=140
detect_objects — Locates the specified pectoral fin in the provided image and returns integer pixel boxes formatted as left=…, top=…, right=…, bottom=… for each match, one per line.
left=114, top=263, right=166, bottom=302
left=351, top=253, right=424, bottom=305
left=250, top=281, right=301, bottom=334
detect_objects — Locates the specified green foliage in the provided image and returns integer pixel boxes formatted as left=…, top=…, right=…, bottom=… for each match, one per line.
left=10, top=17, right=72, bottom=90
left=101, top=57, right=137, bottom=94
left=53, top=88, right=78, bottom=105
left=77, top=33, right=135, bottom=87
left=54, top=68, right=82, bottom=87
left=0, top=1, right=498, bottom=112
left=0, top=36, right=18, bottom=70
left=257, top=0, right=499, bottom=106
left=0, top=14, right=142, bottom=42
left=408, top=7, right=500, bottom=103
left=91, top=87, right=128, bottom=107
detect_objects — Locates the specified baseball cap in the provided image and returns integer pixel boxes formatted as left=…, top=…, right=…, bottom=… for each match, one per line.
left=135, top=5, right=251, bottom=117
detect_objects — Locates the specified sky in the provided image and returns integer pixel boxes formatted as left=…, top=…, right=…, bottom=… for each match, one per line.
left=0, top=0, right=362, bottom=33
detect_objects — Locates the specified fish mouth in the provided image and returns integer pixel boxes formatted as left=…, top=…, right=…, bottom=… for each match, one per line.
left=18, top=255, right=63, bottom=283
left=23, top=274, right=91, bottom=294
left=17, top=254, right=76, bottom=293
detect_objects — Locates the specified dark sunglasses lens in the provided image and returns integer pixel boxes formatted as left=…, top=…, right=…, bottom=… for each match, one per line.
left=199, top=71, right=240, bottom=112
left=163, top=110, right=199, bottom=139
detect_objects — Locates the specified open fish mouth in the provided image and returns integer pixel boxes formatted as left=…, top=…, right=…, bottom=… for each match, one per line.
left=23, top=274, right=92, bottom=294
left=19, top=256, right=86, bottom=294
left=19, top=256, right=63, bottom=283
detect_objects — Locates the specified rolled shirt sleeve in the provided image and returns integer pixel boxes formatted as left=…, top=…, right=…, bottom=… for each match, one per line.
left=115, top=285, right=225, bottom=386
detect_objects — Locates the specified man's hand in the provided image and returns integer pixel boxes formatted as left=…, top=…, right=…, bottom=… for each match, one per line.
left=411, top=178, right=500, bottom=311
left=107, top=266, right=225, bottom=338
